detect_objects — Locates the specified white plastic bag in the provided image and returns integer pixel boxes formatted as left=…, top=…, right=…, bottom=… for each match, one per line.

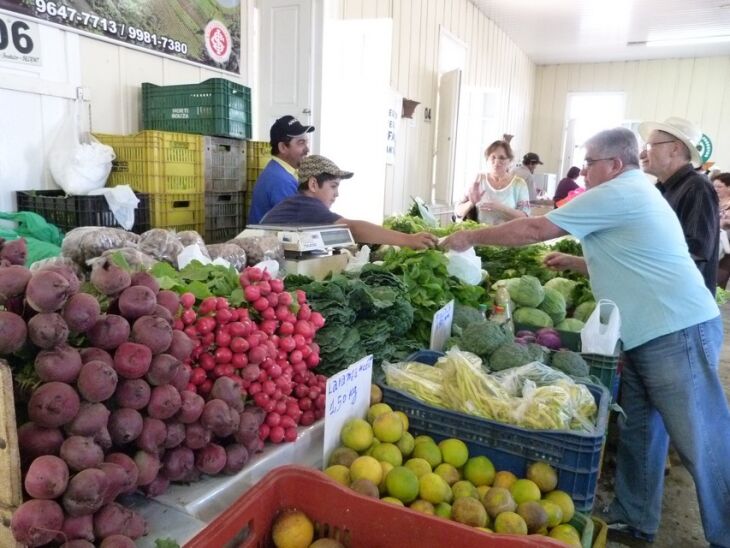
left=48, top=99, right=115, bottom=195
left=87, top=185, right=139, bottom=230
left=344, top=245, right=371, bottom=273
left=580, top=299, right=621, bottom=356
left=445, top=247, right=483, bottom=285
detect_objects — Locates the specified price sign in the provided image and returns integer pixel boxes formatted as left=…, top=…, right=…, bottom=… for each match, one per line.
left=430, top=299, right=454, bottom=351
left=0, top=13, right=41, bottom=66
left=323, top=355, right=373, bottom=465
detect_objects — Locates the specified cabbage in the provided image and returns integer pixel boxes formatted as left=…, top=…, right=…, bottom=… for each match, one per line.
left=556, top=318, right=585, bottom=333
left=573, top=301, right=596, bottom=323
left=508, top=275, right=545, bottom=308
left=544, top=277, right=578, bottom=308
left=538, top=287, right=567, bottom=324
left=513, top=307, right=553, bottom=328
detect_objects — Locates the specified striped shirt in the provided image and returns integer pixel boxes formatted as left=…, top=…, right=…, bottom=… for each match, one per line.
left=656, top=164, right=719, bottom=293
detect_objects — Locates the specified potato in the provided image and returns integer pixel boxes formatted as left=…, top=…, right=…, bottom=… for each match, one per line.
left=108, top=408, right=144, bottom=446
left=104, top=453, right=138, bottom=494
left=147, top=384, right=182, bottom=420
left=18, top=422, right=65, bottom=461
left=66, top=402, right=110, bottom=437
left=114, top=378, right=151, bottom=410
left=62, top=293, right=101, bottom=333
left=77, top=360, right=118, bottom=403
left=27, top=312, right=69, bottom=349
left=60, top=436, right=104, bottom=472
left=86, top=315, right=130, bottom=351
left=10, top=499, right=64, bottom=547
left=28, top=382, right=80, bottom=428
left=0, top=309, right=27, bottom=355
left=24, top=455, right=69, bottom=499
left=35, top=344, right=83, bottom=383
left=162, top=446, right=195, bottom=481
left=62, top=468, right=108, bottom=517
left=132, top=315, right=173, bottom=355
left=113, top=341, right=152, bottom=379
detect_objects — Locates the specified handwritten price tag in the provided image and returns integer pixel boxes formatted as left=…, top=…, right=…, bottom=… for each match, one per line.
left=323, top=355, right=373, bottom=465
left=430, top=299, right=454, bottom=351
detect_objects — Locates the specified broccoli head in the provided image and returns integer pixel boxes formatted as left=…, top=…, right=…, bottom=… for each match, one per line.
left=525, top=342, right=550, bottom=364
left=460, top=320, right=511, bottom=358
left=452, top=303, right=485, bottom=335
left=550, top=349, right=589, bottom=377
left=488, top=342, right=533, bottom=371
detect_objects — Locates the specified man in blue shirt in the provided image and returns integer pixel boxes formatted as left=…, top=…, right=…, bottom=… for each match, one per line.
left=263, top=155, right=438, bottom=249
left=248, top=115, right=314, bottom=224
left=442, top=127, right=730, bottom=547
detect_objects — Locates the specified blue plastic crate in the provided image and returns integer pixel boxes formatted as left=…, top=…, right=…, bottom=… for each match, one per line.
left=380, top=350, right=609, bottom=512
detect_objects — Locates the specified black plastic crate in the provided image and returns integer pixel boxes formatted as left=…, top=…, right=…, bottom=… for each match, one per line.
left=204, top=191, right=245, bottom=244
left=16, top=190, right=150, bottom=234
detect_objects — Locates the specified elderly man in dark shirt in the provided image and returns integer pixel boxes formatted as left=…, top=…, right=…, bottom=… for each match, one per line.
left=639, top=117, right=719, bottom=293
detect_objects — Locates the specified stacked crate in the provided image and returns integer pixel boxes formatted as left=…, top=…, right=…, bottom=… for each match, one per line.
left=245, top=140, right=271, bottom=220
left=96, top=131, right=205, bottom=233
left=203, top=137, right=246, bottom=243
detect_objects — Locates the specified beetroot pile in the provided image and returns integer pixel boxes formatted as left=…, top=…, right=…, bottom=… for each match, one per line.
left=0, top=257, right=325, bottom=547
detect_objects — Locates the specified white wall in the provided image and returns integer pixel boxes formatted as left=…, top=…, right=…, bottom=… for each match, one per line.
left=336, top=0, right=536, bottom=215
left=531, top=55, right=730, bottom=175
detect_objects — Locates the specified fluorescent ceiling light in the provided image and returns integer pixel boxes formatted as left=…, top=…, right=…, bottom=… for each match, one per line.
left=629, top=35, right=730, bottom=47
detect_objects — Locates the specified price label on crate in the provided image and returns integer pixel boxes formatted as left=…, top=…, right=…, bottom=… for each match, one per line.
left=323, top=355, right=373, bottom=465
left=430, top=299, right=454, bottom=351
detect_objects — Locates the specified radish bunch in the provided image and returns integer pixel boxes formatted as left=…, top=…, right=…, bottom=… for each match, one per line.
left=180, top=266, right=327, bottom=443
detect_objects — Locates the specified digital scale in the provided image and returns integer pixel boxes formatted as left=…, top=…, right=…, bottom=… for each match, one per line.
left=237, top=224, right=357, bottom=279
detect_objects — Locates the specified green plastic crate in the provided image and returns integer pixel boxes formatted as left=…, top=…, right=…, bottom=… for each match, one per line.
left=142, top=78, right=252, bottom=139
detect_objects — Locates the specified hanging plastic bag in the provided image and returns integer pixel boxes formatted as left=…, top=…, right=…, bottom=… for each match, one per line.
left=87, top=185, right=139, bottom=230
left=48, top=98, right=115, bottom=195
left=580, top=299, right=621, bottom=356
left=444, top=247, right=483, bottom=285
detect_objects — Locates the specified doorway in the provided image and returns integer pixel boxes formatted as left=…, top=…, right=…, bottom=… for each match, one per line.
left=561, top=92, right=626, bottom=177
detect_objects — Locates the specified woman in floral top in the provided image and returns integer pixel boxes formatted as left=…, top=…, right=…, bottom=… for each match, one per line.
left=455, top=139, right=530, bottom=225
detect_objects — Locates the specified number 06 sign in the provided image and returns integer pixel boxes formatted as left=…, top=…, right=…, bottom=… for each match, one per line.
left=0, top=12, right=40, bottom=66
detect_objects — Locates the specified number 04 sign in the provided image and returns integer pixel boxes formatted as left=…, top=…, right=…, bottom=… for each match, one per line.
left=0, top=12, right=41, bottom=66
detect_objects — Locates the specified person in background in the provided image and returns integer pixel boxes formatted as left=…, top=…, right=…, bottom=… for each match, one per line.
left=248, top=115, right=315, bottom=224
left=454, top=140, right=530, bottom=225
left=441, top=127, right=730, bottom=547
left=638, top=116, right=719, bottom=293
left=553, top=166, right=581, bottom=206
left=713, top=173, right=730, bottom=288
left=262, top=155, right=438, bottom=250
left=511, top=151, right=543, bottom=200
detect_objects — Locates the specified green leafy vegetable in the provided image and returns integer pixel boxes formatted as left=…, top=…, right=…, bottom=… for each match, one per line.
left=150, top=260, right=241, bottom=301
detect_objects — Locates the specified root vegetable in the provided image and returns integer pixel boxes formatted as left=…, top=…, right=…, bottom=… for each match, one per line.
left=61, top=513, right=94, bottom=542
left=168, top=329, right=195, bottom=362
left=77, top=360, right=118, bottom=402
left=35, top=343, right=83, bottom=383
left=141, top=474, right=169, bottom=496
left=114, top=379, right=151, bottom=410
left=170, top=363, right=191, bottom=392
left=201, top=399, right=236, bottom=437
left=24, top=455, right=69, bottom=499
left=184, top=423, right=211, bottom=450
left=90, top=259, right=131, bottom=296
left=163, top=446, right=194, bottom=481
left=1, top=237, right=27, bottom=265
left=136, top=417, right=167, bottom=453
left=18, top=422, right=65, bottom=460
left=66, top=402, right=110, bottom=436
left=211, top=376, right=244, bottom=412
left=177, top=390, right=205, bottom=424
left=132, top=315, right=172, bottom=354
left=164, top=421, right=186, bottom=449
left=147, top=384, right=182, bottom=420
left=28, top=382, right=80, bottom=428
left=108, top=408, right=144, bottom=446
left=60, top=436, right=104, bottom=471
left=62, top=293, right=101, bottom=333
left=0, top=264, right=31, bottom=302
left=40, top=264, right=81, bottom=295
left=223, top=443, right=249, bottom=474
left=151, top=303, right=173, bottom=326
left=10, top=499, right=64, bottom=547
left=98, top=462, right=129, bottom=504
left=27, top=312, right=69, bottom=349
left=0, top=310, right=27, bottom=355
left=80, top=347, right=114, bottom=367
left=62, top=468, right=108, bottom=517
left=25, top=269, right=70, bottom=312
left=118, top=285, right=156, bottom=321
left=94, top=503, right=147, bottom=540
left=244, top=436, right=264, bottom=455
left=104, top=453, right=138, bottom=494
left=94, top=427, right=112, bottom=451
left=99, top=534, right=136, bottom=548
left=133, top=451, right=161, bottom=486
left=61, top=540, right=95, bottom=548
left=146, top=353, right=181, bottom=386
left=87, top=315, right=130, bottom=351
left=195, top=443, right=227, bottom=475
left=155, top=289, right=180, bottom=316
left=235, top=410, right=263, bottom=444
left=130, top=271, right=160, bottom=294
left=113, top=341, right=152, bottom=379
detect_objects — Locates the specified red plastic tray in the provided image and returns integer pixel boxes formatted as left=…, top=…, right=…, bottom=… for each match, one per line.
left=185, top=465, right=568, bottom=548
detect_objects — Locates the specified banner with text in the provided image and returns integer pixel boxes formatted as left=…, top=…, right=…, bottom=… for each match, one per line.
left=0, top=0, right=241, bottom=73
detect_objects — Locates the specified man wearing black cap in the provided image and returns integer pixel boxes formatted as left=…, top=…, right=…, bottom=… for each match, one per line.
left=511, top=152, right=543, bottom=201
left=263, top=155, right=438, bottom=249
left=248, top=115, right=315, bottom=224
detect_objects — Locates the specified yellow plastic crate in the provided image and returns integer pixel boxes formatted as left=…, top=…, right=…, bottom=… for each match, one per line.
left=246, top=140, right=271, bottom=170
left=96, top=131, right=204, bottom=195
left=149, top=192, right=204, bottom=232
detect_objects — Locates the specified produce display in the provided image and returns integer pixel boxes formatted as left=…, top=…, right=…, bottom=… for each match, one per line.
left=323, top=399, right=585, bottom=546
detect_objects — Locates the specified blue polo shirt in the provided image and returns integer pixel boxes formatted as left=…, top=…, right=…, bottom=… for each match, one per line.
left=261, top=194, right=341, bottom=225
left=546, top=168, right=718, bottom=350
left=248, top=159, right=298, bottom=224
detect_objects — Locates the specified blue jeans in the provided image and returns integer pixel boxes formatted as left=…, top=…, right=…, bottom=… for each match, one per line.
left=610, top=316, right=730, bottom=547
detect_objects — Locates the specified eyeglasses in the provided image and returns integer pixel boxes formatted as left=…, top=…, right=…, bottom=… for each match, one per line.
left=642, top=140, right=676, bottom=151
left=582, top=157, right=615, bottom=168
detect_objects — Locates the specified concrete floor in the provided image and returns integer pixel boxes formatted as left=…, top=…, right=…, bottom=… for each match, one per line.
left=599, top=304, right=730, bottom=548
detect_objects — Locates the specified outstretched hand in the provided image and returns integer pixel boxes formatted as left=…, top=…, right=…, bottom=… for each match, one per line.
left=407, top=232, right=440, bottom=250
left=440, top=230, right=473, bottom=252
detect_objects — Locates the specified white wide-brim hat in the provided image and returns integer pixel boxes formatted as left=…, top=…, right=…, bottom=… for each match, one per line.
left=638, top=116, right=702, bottom=167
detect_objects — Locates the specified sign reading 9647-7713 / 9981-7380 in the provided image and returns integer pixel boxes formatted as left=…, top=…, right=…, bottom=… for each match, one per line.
left=0, top=0, right=241, bottom=73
